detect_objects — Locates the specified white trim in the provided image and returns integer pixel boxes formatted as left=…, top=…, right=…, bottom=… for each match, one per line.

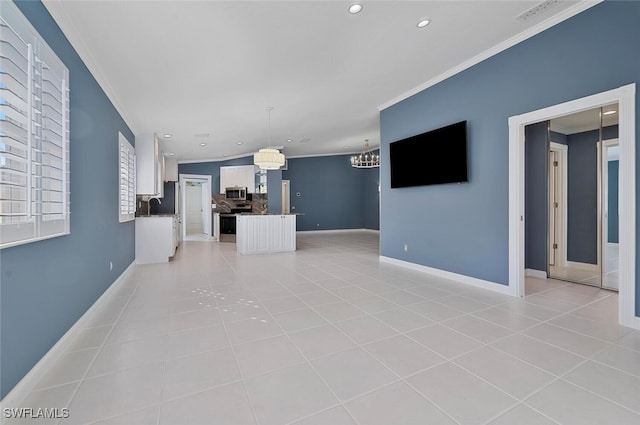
left=0, top=262, right=136, bottom=407
left=565, top=261, right=600, bottom=272
left=608, top=242, right=619, bottom=248
left=378, top=1, right=602, bottom=111
left=508, top=83, right=636, bottom=329
left=179, top=174, right=212, bottom=240
left=525, top=269, right=548, bottom=279
left=380, top=256, right=516, bottom=296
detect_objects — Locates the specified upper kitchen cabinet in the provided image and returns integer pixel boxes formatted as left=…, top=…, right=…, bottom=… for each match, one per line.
left=164, top=157, right=178, bottom=182
left=136, top=133, right=161, bottom=195
left=220, top=165, right=256, bottom=193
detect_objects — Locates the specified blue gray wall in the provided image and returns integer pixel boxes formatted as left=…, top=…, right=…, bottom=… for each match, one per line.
left=1, top=1, right=135, bottom=398
left=282, top=154, right=380, bottom=231
left=566, top=129, right=599, bottom=264
left=379, top=0, right=639, bottom=319
left=609, top=160, right=619, bottom=243
left=179, top=156, right=254, bottom=194
left=362, top=166, right=380, bottom=230
left=525, top=121, right=549, bottom=272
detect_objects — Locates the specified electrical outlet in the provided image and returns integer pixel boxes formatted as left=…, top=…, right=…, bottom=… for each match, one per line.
left=403, top=244, right=408, bottom=252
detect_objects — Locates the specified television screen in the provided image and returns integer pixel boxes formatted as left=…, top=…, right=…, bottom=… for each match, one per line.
left=390, top=120, right=468, bottom=188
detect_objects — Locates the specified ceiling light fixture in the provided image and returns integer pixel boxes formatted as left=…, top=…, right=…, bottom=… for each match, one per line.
left=165, top=152, right=175, bottom=156
left=163, top=133, right=172, bottom=138
left=417, top=18, right=431, bottom=28
left=254, top=107, right=286, bottom=170
left=236, top=141, right=243, bottom=145
left=286, top=139, right=293, bottom=143
left=348, top=3, right=363, bottom=14
left=350, top=140, right=380, bottom=168
left=603, top=110, right=617, bottom=115
left=200, top=143, right=207, bottom=146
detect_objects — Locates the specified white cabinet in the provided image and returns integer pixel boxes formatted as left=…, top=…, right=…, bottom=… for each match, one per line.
left=135, top=216, right=177, bottom=264
left=220, top=165, right=256, bottom=193
left=164, top=157, right=178, bottom=181
left=157, top=154, right=165, bottom=198
left=236, top=215, right=296, bottom=255
left=136, top=133, right=160, bottom=195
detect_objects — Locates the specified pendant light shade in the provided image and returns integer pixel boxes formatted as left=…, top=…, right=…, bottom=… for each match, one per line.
left=254, top=148, right=285, bottom=170
left=254, top=106, right=286, bottom=170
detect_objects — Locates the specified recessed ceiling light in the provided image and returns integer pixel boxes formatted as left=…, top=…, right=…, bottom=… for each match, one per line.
left=236, top=141, right=243, bottom=145
left=286, top=139, right=293, bottom=143
left=417, top=18, right=431, bottom=28
left=223, top=154, right=228, bottom=157
left=165, top=152, right=175, bottom=156
left=163, top=133, right=172, bottom=138
left=348, top=3, right=362, bottom=14
left=199, top=143, right=207, bottom=146
left=603, top=110, right=617, bottom=115
left=344, top=146, right=349, bottom=149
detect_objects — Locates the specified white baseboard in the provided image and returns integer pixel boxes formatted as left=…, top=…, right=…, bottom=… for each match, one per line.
left=566, top=260, right=600, bottom=272
left=379, top=256, right=516, bottom=296
left=0, top=262, right=136, bottom=407
left=525, top=269, right=548, bottom=279
left=297, top=228, right=380, bottom=234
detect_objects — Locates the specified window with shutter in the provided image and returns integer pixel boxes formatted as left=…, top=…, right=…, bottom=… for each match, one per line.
left=1, top=2, right=70, bottom=248
left=119, top=132, right=135, bottom=222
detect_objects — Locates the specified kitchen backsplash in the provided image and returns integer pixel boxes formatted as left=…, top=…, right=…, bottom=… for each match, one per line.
left=212, top=193, right=267, bottom=214
left=135, top=188, right=268, bottom=216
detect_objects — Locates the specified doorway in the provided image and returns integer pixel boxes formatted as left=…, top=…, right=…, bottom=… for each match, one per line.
left=282, top=180, right=291, bottom=214
left=508, top=83, right=637, bottom=329
left=178, top=174, right=212, bottom=241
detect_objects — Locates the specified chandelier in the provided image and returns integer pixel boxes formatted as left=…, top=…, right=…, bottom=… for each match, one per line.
left=254, top=106, right=285, bottom=170
left=350, top=140, right=380, bottom=168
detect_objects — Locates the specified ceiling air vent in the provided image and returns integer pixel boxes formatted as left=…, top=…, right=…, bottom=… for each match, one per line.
left=516, top=0, right=559, bottom=21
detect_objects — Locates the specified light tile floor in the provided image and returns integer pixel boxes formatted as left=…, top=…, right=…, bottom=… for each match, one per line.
left=6, top=231, right=640, bottom=425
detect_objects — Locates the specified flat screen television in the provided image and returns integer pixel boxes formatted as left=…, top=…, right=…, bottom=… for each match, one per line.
left=390, top=120, right=468, bottom=188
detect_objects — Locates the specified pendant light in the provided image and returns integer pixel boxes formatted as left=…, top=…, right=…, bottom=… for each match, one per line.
left=254, top=106, right=285, bottom=170
left=350, top=140, right=380, bottom=168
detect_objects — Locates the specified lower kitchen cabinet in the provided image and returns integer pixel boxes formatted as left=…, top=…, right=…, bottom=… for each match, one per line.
left=135, top=215, right=179, bottom=264
left=236, top=214, right=296, bottom=255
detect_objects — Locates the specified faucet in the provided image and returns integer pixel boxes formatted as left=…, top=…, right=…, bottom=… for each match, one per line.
left=147, top=197, right=161, bottom=215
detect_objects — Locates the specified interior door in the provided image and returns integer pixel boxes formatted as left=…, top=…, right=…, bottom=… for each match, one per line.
left=281, top=180, right=290, bottom=214
left=201, top=182, right=211, bottom=236
left=547, top=107, right=602, bottom=287
left=186, top=183, right=203, bottom=234
left=548, top=150, right=558, bottom=267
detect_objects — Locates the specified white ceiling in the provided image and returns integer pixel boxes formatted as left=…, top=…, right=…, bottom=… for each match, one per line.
left=550, top=104, right=619, bottom=134
left=41, top=0, right=597, bottom=162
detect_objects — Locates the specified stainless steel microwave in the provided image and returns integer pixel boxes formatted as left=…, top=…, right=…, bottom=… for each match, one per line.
left=225, top=187, right=247, bottom=200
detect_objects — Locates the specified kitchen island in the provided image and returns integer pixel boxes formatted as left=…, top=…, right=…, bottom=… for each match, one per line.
left=236, top=214, right=296, bottom=255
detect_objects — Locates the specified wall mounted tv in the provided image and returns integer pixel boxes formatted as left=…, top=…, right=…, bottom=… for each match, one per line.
left=390, top=120, right=468, bottom=188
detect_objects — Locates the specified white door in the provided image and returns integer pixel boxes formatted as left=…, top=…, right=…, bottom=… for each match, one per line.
left=186, top=183, right=203, bottom=234
left=282, top=180, right=290, bottom=214
left=201, top=182, right=211, bottom=236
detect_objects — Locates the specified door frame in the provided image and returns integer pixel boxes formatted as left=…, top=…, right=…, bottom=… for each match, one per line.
left=179, top=174, right=212, bottom=240
left=548, top=142, right=568, bottom=270
left=508, top=83, right=637, bottom=329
